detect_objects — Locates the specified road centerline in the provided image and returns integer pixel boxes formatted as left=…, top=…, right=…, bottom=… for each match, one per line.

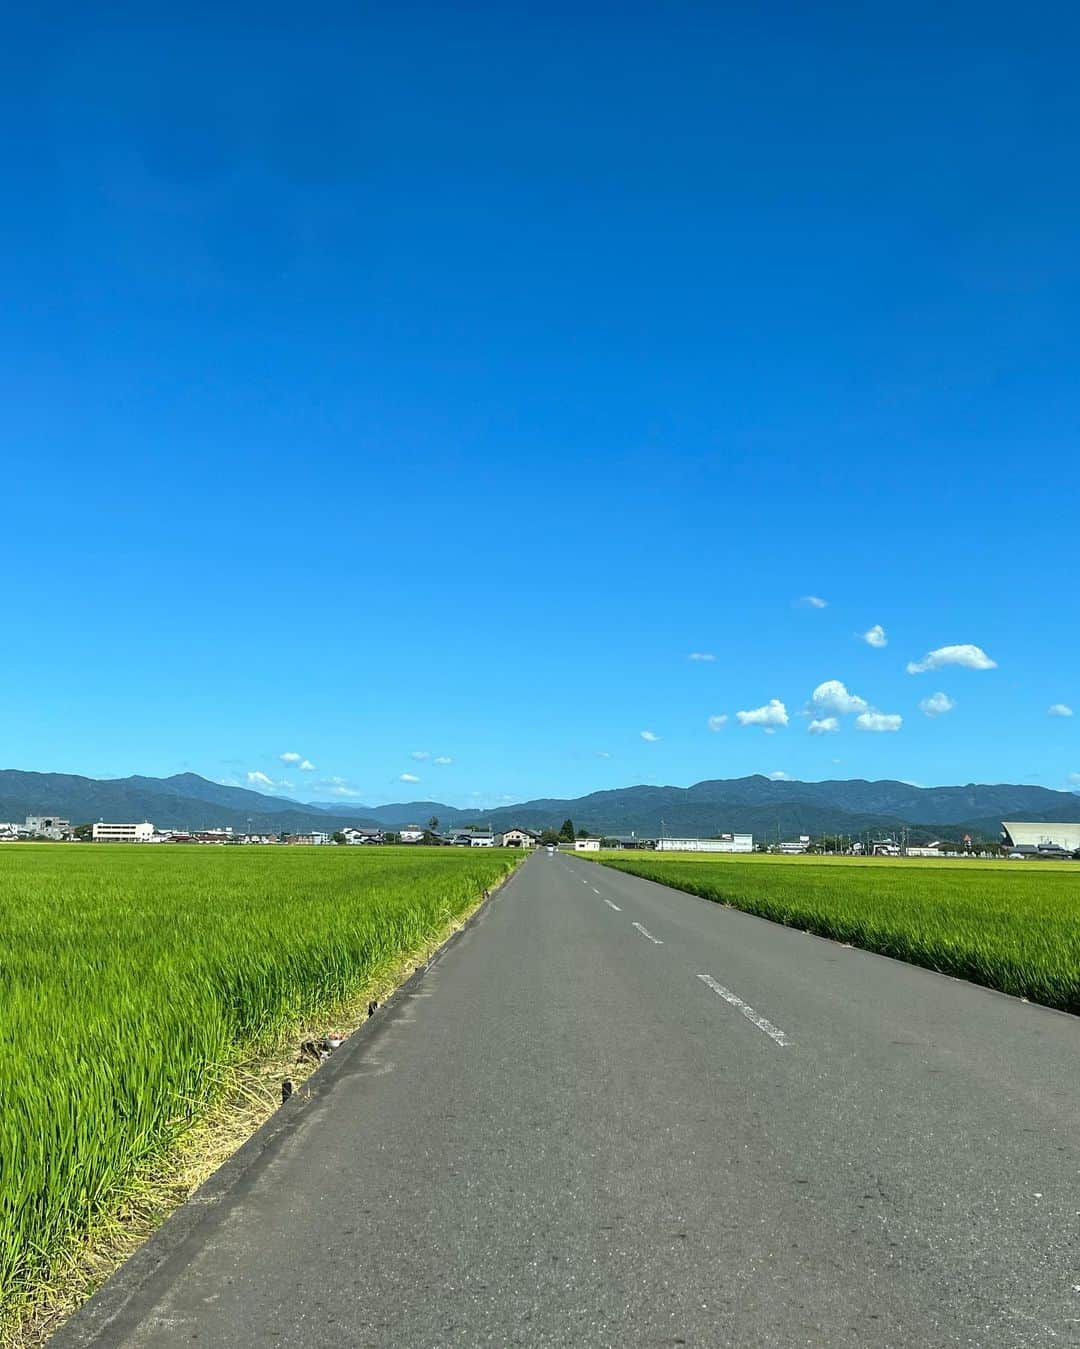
left=603, top=898, right=621, bottom=911
left=632, top=921, right=663, bottom=945
left=697, top=973, right=790, bottom=1046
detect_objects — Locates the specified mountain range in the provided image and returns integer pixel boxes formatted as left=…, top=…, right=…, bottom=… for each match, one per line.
left=1, top=769, right=1078, bottom=842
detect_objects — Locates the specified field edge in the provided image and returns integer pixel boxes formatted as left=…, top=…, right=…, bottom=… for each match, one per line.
left=593, top=852, right=1080, bottom=1016
left=4, top=854, right=525, bottom=1349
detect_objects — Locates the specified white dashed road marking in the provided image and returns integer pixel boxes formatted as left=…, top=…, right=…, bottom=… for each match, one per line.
left=696, top=974, right=790, bottom=1047
left=632, top=922, right=663, bottom=945
left=604, top=899, right=621, bottom=911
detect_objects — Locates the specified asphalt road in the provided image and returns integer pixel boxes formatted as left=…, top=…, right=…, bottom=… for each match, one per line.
left=54, top=852, right=1080, bottom=1348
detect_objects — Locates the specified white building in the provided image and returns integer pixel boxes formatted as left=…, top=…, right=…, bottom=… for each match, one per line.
left=656, top=834, right=752, bottom=853
left=342, top=826, right=385, bottom=845
left=25, top=815, right=71, bottom=840
left=286, top=831, right=331, bottom=845
left=398, top=826, right=425, bottom=844
left=92, top=821, right=156, bottom=843
left=1001, top=821, right=1080, bottom=853
left=498, top=827, right=540, bottom=848
left=777, top=835, right=811, bottom=855
left=573, top=837, right=601, bottom=852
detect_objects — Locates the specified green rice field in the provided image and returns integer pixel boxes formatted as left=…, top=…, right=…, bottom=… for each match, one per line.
left=596, top=851, right=1080, bottom=1013
left=0, top=844, right=520, bottom=1315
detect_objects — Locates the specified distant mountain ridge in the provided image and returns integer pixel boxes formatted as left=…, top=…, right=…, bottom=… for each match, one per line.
left=0, top=769, right=1077, bottom=842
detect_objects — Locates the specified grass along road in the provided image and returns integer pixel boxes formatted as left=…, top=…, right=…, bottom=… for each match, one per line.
left=0, top=844, right=521, bottom=1332
left=594, top=851, right=1080, bottom=1013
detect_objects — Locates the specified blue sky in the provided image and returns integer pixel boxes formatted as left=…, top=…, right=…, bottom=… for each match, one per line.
left=3, top=2, right=1078, bottom=807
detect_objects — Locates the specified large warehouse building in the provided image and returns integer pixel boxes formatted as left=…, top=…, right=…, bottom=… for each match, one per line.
left=1001, top=821, right=1080, bottom=854
left=656, top=833, right=753, bottom=853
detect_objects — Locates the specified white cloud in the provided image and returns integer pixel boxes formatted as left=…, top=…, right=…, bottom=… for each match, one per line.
left=1049, top=704, right=1074, bottom=718
left=324, top=785, right=362, bottom=797
left=1070, top=772, right=1080, bottom=788
left=640, top=730, right=660, bottom=742
left=862, top=624, right=887, bottom=648
left=410, top=750, right=430, bottom=760
left=299, top=759, right=316, bottom=771
left=855, top=711, right=903, bottom=732
left=688, top=652, right=715, bottom=662
left=808, top=716, right=839, bottom=735
left=399, top=772, right=421, bottom=784
left=906, top=644, right=997, bottom=674
left=799, top=595, right=828, bottom=609
left=279, top=751, right=302, bottom=764
left=920, top=692, right=955, bottom=718
left=246, top=770, right=276, bottom=788
left=596, top=750, right=611, bottom=758
left=768, top=770, right=794, bottom=781
left=707, top=714, right=729, bottom=731
left=737, top=699, right=789, bottom=728
left=809, top=680, right=869, bottom=716
left=433, top=756, right=453, bottom=765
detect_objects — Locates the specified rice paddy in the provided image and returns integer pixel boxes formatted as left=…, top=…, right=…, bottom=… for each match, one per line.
left=596, top=851, right=1080, bottom=1013
left=0, top=844, right=520, bottom=1318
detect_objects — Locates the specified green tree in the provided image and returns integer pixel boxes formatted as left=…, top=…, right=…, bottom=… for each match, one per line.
left=559, top=818, right=576, bottom=842
left=540, top=828, right=560, bottom=845
left=428, top=816, right=439, bottom=832
left=331, top=831, right=347, bottom=845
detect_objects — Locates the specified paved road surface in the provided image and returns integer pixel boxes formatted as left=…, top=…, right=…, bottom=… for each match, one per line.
left=55, top=852, right=1080, bottom=1347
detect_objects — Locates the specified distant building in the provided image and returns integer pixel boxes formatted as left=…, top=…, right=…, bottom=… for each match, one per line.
left=498, top=827, right=541, bottom=848
left=1001, top=821, right=1080, bottom=855
left=286, top=832, right=331, bottom=846
left=656, top=834, right=752, bottom=853
left=25, top=815, right=71, bottom=840
left=92, top=821, right=155, bottom=843
left=777, top=834, right=811, bottom=855
left=398, top=826, right=425, bottom=844
left=573, top=837, right=601, bottom=852
left=448, top=829, right=495, bottom=847
left=342, top=826, right=385, bottom=845
left=189, top=829, right=236, bottom=844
